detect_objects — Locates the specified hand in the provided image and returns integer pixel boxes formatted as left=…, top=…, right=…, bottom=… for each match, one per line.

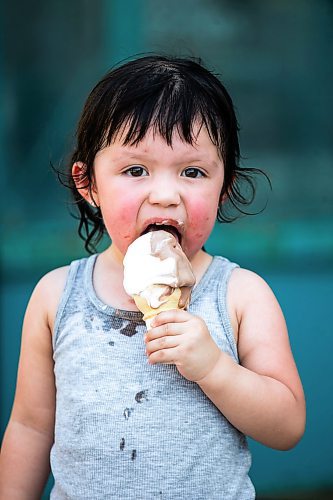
left=144, top=309, right=222, bottom=382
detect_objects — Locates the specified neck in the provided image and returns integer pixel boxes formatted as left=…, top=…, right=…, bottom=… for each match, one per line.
left=104, top=243, right=125, bottom=265
left=190, top=249, right=213, bottom=284
left=94, top=244, right=138, bottom=310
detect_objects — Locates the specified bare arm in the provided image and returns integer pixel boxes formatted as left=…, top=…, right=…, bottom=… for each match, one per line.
left=197, top=268, right=306, bottom=450
left=0, top=268, right=67, bottom=498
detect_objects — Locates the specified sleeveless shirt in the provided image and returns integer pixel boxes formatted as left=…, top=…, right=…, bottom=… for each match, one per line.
left=50, top=254, right=255, bottom=499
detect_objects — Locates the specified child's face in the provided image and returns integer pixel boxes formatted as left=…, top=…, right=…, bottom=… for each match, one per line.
left=89, top=125, right=224, bottom=261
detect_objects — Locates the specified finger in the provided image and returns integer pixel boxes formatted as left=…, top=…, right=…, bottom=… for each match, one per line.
left=148, top=346, right=179, bottom=365
left=146, top=335, right=180, bottom=355
left=145, top=322, right=182, bottom=342
left=150, top=308, right=191, bottom=328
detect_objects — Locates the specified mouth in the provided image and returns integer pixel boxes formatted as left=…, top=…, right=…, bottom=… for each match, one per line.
left=141, top=220, right=183, bottom=244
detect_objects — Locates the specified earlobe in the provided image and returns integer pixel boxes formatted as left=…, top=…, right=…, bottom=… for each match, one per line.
left=219, top=190, right=228, bottom=206
left=72, top=162, right=99, bottom=207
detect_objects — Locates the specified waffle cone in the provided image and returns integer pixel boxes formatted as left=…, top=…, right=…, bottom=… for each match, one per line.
left=133, top=287, right=182, bottom=329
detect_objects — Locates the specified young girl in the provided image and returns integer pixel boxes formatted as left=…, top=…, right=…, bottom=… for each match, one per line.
left=0, top=55, right=305, bottom=499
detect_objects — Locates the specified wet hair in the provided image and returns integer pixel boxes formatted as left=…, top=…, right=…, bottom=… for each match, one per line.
left=62, top=54, right=268, bottom=253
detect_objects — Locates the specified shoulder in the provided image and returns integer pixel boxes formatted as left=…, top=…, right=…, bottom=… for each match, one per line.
left=228, top=267, right=277, bottom=305
left=30, top=265, right=70, bottom=332
left=227, top=267, right=289, bottom=362
left=34, top=265, right=70, bottom=298
left=228, top=266, right=283, bottom=321
left=226, top=266, right=284, bottom=345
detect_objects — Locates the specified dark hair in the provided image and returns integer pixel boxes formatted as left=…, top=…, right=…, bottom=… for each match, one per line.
left=62, top=54, right=268, bottom=253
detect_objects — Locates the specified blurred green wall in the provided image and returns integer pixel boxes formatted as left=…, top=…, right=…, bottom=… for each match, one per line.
left=1, top=1, right=333, bottom=497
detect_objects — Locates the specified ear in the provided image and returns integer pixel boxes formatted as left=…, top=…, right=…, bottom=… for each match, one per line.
left=72, top=162, right=99, bottom=207
left=219, top=192, right=228, bottom=205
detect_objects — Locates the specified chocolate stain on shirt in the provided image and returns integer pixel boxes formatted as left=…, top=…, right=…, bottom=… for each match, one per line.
left=135, top=390, right=148, bottom=403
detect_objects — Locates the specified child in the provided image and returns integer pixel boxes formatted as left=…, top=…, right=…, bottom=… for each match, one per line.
left=0, top=55, right=305, bottom=499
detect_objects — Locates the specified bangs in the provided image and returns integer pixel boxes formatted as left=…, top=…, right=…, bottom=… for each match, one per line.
left=106, top=83, right=223, bottom=152
left=84, top=59, right=233, bottom=162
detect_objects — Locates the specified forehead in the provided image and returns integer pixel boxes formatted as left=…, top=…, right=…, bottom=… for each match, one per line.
left=103, top=124, right=222, bottom=162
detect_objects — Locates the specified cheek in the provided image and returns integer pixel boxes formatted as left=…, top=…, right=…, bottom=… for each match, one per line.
left=100, top=188, right=141, bottom=252
left=185, top=198, right=218, bottom=254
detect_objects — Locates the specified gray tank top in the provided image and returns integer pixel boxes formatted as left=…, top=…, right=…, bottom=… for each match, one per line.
left=50, top=254, right=255, bottom=499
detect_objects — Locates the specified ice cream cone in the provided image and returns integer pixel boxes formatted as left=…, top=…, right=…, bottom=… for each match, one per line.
left=133, top=287, right=183, bottom=329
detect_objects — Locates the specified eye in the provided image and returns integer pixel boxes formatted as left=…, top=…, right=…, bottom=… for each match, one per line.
left=124, top=165, right=148, bottom=177
left=181, top=167, right=206, bottom=178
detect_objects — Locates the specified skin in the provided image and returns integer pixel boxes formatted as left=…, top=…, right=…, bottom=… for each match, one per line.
left=0, top=125, right=305, bottom=497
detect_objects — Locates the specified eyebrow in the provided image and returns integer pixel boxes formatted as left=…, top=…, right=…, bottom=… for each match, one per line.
left=112, top=149, right=219, bottom=168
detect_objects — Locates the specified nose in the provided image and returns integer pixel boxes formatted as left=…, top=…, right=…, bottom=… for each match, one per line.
left=148, top=176, right=181, bottom=207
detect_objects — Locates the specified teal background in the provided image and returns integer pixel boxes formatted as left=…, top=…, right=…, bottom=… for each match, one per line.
left=1, top=1, right=332, bottom=498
